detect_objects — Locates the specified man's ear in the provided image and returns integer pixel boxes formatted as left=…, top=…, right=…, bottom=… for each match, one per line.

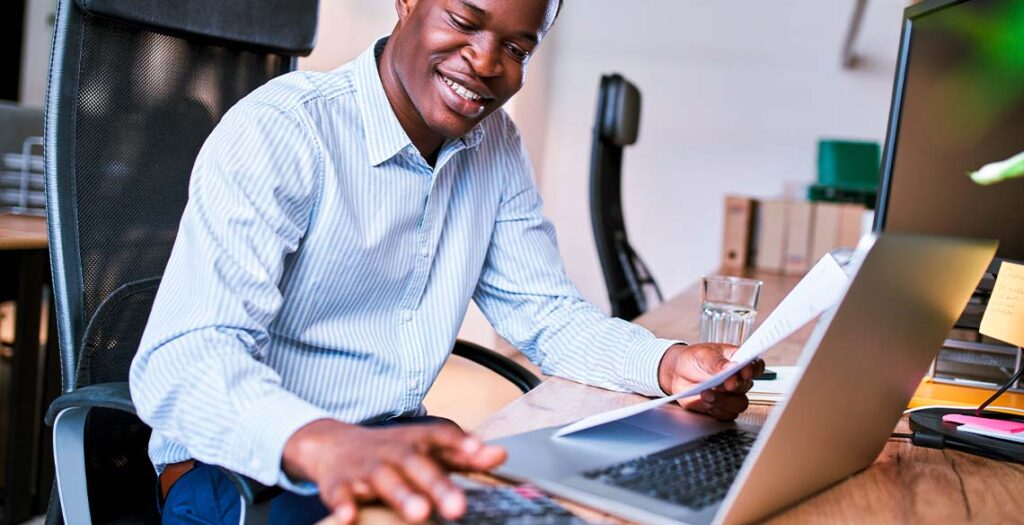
left=395, top=0, right=418, bottom=22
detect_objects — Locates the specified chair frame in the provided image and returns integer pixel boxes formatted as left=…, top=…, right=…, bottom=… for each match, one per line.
left=589, top=74, right=663, bottom=321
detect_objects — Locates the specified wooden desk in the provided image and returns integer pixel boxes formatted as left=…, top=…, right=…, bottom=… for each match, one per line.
left=0, top=213, right=57, bottom=525
left=345, top=270, right=1023, bottom=524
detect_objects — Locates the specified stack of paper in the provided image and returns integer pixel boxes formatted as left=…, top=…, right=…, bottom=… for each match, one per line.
left=943, top=414, right=1024, bottom=444
left=748, top=366, right=799, bottom=406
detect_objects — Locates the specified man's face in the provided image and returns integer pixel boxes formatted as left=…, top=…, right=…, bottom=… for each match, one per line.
left=388, top=0, right=558, bottom=139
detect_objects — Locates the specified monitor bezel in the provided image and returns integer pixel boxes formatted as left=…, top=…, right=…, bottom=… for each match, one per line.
left=873, top=0, right=977, bottom=232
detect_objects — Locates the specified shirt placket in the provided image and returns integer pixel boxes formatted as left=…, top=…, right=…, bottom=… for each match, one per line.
left=397, top=148, right=460, bottom=409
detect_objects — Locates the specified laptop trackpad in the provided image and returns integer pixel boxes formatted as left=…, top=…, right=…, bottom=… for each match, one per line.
left=566, top=420, right=674, bottom=447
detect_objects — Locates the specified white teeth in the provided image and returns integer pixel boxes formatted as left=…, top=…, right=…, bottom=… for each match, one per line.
left=442, top=76, right=482, bottom=102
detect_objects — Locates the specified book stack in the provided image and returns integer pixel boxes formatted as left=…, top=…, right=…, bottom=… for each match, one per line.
left=721, top=196, right=874, bottom=275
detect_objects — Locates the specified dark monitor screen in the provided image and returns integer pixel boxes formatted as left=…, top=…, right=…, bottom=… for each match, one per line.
left=875, top=0, right=1024, bottom=262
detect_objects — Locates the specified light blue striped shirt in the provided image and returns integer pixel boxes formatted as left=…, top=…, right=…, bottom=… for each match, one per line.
left=130, top=39, right=679, bottom=491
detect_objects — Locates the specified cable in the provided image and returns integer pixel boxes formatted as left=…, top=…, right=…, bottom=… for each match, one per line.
left=905, top=348, right=1024, bottom=417
left=889, top=432, right=914, bottom=440
left=975, top=355, right=1024, bottom=415
left=905, top=404, right=1024, bottom=416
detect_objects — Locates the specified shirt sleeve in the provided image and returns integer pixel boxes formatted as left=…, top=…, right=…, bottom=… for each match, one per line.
left=129, top=100, right=330, bottom=491
left=472, top=117, right=682, bottom=397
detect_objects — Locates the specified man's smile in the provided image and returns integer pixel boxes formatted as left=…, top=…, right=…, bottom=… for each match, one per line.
left=436, top=71, right=492, bottom=117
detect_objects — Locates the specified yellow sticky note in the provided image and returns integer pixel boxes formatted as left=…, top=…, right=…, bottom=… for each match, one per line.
left=980, top=261, right=1024, bottom=348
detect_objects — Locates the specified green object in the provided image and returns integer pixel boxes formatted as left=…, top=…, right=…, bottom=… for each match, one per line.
left=969, top=150, right=1024, bottom=185
left=808, top=139, right=881, bottom=208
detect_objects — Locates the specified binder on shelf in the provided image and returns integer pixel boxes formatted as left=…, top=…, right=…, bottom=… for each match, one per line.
left=810, top=202, right=843, bottom=264
left=783, top=200, right=814, bottom=274
left=721, top=196, right=757, bottom=271
left=755, top=199, right=787, bottom=273
left=838, top=203, right=866, bottom=248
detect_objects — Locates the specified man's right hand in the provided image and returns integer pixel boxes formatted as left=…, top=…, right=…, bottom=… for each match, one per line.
left=282, top=419, right=507, bottom=524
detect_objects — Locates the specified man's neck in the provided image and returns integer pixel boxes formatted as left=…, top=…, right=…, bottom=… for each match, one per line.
left=376, top=38, right=444, bottom=164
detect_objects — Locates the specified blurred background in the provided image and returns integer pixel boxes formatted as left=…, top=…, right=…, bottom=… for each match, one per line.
left=3, top=0, right=911, bottom=351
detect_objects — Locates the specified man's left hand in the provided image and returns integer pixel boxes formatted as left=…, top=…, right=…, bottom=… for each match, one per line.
left=657, top=343, right=765, bottom=421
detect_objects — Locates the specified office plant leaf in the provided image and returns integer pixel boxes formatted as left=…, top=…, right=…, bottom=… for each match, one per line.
left=969, top=151, right=1024, bottom=185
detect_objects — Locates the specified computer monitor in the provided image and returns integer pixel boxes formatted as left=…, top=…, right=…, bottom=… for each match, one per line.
left=874, top=0, right=1024, bottom=264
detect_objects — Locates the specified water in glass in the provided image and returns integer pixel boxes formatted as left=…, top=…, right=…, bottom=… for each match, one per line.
left=700, top=301, right=757, bottom=345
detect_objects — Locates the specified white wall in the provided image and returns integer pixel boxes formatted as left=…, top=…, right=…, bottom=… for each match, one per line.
left=536, top=0, right=908, bottom=312
left=299, top=0, right=398, bottom=72
left=19, top=0, right=56, bottom=107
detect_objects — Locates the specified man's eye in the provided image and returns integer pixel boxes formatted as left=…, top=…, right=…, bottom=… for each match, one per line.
left=506, top=43, right=530, bottom=62
left=449, top=14, right=474, bottom=31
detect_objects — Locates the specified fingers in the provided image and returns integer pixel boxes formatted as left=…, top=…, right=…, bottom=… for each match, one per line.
left=321, top=482, right=357, bottom=525
left=370, top=463, right=432, bottom=523
left=401, top=454, right=466, bottom=520
left=350, top=480, right=374, bottom=502
left=686, top=390, right=750, bottom=421
left=439, top=440, right=508, bottom=471
left=717, top=358, right=765, bottom=393
left=428, top=429, right=507, bottom=471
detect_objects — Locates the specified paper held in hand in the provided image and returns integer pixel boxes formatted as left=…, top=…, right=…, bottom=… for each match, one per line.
left=553, top=253, right=852, bottom=439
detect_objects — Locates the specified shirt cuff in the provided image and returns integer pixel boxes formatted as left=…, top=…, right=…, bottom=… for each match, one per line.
left=621, top=337, right=686, bottom=397
left=228, top=390, right=331, bottom=490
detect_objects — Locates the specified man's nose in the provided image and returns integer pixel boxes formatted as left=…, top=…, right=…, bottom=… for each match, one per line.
left=461, top=36, right=503, bottom=78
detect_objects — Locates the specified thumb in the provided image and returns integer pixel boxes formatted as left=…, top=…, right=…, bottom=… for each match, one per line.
left=718, top=343, right=739, bottom=361
left=690, top=344, right=735, bottom=379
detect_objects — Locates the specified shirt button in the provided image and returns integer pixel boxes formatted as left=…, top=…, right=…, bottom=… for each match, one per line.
left=401, top=310, right=413, bottom=322
left=419, top=247, right=429, bottom=258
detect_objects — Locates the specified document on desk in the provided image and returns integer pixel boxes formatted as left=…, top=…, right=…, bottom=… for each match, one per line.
left=554, top=254, right=850, bottom=438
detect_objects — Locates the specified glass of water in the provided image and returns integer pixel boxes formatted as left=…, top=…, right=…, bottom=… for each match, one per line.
left=699, top=276, right=763, bottom=345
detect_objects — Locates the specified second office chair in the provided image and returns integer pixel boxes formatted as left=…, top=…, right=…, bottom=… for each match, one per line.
left=589, top=74, right=663, bottom=321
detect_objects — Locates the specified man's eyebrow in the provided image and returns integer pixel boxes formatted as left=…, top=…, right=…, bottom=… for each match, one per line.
left=456, top=0, right=540, bottom=45
left=457, top=0, right=487, bottom=18
left=517, top=31, right=540, bottom=45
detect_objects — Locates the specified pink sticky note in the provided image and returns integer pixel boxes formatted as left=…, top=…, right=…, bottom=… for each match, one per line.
left=942, top=414, right=1024, bottom=434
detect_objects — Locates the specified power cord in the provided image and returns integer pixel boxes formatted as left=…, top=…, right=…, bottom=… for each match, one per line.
left=891, top=353, right=1024, bottom=462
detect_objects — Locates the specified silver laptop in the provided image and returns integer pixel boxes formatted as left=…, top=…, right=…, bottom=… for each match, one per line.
left=490, top=233, right=996, bottom=525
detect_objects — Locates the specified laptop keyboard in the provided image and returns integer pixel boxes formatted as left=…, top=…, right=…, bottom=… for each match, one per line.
left=581, top=428, right=757, bottom=510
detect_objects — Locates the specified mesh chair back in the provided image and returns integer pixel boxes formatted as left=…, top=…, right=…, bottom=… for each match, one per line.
left=45, top=0, right=316, bottom=520
left=589, top=74, right=662, bottom=321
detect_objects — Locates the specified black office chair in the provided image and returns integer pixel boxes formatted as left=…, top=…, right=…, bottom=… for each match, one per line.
left=589, top=74, right=663, bottom=321
left=41, top=1, right=539, bottom=524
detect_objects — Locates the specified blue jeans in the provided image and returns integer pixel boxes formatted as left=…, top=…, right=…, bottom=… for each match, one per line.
left=161, top=416, right=457, bottom=525
left=161, top=462, right=329, bottom=525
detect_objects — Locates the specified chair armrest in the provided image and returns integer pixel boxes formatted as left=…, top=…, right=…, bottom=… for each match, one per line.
left=220, top=468, right=282, bottom=506
left=44, top=382, right=136, bottom=426
left=451, top=340, right=541, bottom=394
left=44, top=381, right=281, bottom=508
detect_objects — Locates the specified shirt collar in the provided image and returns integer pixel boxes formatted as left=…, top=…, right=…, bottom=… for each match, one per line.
left=354, top=37, right=412, bottom=166
left=354, top=36, right=486, bottom=167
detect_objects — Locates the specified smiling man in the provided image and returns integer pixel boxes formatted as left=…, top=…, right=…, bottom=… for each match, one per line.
left=129, top=0, right=763, bottom=524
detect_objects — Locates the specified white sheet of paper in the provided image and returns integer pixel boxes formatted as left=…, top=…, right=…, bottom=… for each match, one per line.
left=748, top=365, right=800, bottom=396
left=553, top=254, right=850, bottom=438
left=958, top=425, right=1024, bottom=444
